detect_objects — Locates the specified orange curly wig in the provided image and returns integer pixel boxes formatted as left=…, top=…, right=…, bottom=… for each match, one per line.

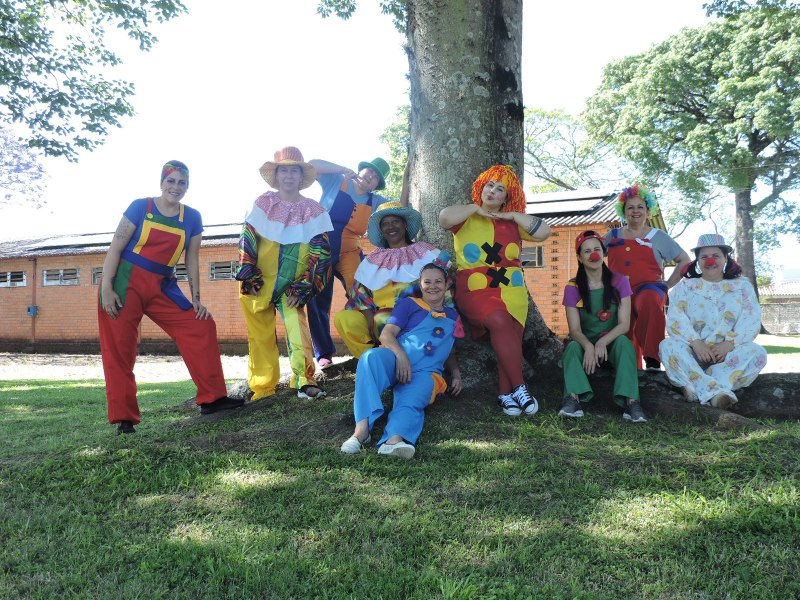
left=470, top=165, right=526, bottom=213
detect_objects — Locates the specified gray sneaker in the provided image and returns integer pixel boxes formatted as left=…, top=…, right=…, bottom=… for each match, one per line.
left=623, top=401, right=648, bottom=423
left=497, top=393, right=522, bottom=416
left=558, top=395, right=584, bottom=418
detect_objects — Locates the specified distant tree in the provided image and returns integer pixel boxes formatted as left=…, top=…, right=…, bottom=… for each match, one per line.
left=523, top=108, right=631, bottom=193
left=0, top=0, right=187, bottom=161
left=584, top=6, right=800, bottom=290
left=703, top=0, right=798, bottom=17
left=378, top=104, right=410, bottom=200
left=0, top=127, right=46, bottom=206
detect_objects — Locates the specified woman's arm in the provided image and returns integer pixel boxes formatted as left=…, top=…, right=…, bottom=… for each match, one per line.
left=444, top=349, right=462, bottom=396
left=565, top=305, right=600, bottom=375
left=185, top=234, right=211, bottom=319
left=309, top=159, right=356, bottom=179
left=494, top=212, right=551, bottom=242
left=99, top=216, right=136, bottom=319
left=729, top=281, right=762, bottom=344
left=666, top=249, right=692, bottom=288
left=379, top=323, right=413, bottom=384
left=598, top=296, right=631, bottom=345
left=439, top=204, right=485, bottom=229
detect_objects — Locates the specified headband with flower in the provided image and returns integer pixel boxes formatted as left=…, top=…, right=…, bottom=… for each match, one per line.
left=471, top=165, right=526, bottom=213
left=615, top=183, right=657, bottom=219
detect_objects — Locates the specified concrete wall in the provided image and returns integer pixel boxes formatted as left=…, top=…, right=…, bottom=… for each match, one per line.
left=761, top=303, right=800, bottom=334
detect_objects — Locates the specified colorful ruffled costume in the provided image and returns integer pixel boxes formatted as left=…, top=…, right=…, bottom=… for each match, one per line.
left=236, top=191, right=333, bottom=399
left=334, top=241, right=441, bottom=357
left=659, top=277, right=767, bottom=405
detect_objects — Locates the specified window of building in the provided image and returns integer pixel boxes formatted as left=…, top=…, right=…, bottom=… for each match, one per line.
left=520, top=246, right=544, bottom=268
left=174, top=264, right=188, bottom=281
left=0, top=271, right=26, bottom=287
left=209, top=261, right=237, bottom=281
left=92, top=267, right=103, bottom=285
left=43, top=268, right=79, bottom=286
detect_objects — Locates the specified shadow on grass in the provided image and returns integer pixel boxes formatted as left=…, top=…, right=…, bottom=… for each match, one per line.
left=3, top=377, right=800, bottom=598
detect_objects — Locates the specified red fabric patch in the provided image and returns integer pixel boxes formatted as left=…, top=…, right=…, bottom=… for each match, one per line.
left=138, top=227, right=182, bottom=265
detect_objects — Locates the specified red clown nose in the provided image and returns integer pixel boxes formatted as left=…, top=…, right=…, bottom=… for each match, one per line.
left=703, top=257, right=717, bottom=267
left=589, top=252, right=602, bottom=262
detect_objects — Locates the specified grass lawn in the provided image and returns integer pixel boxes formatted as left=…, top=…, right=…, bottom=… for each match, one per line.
left=1, top=374, right=799, bottom=599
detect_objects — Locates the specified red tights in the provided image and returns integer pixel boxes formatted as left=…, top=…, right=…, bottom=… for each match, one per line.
left=482, top=311, right=524, bottom=394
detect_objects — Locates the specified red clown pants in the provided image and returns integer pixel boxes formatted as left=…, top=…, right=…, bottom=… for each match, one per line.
left=98, top=266, right=228, bottom=424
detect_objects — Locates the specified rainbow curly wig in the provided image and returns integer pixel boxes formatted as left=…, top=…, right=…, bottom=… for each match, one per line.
left=471, top=165, right=526, bottom=213
left=615, top=183, right=657, bottom=220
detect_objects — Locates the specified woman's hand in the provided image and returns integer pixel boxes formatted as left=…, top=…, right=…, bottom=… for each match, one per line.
left=449, top=371, right=463, bottom=396
left=474, top=206, right=500, bottom=220
left=284, top=294, right=301, bottom=308
left=582, top=342, right=597, bottom=375
left=395, top=353, right=412, bottom=384
left=710, top=340, right=734, bottom=364
left=490, top=210, right=517, bottom=221
left=690, top=339, right=714, bottom=364
left=594, top=338, right=609, bottom=366
left=193, top=302, right=212, bottom=320
left=101, top=289, right=123, bottom=319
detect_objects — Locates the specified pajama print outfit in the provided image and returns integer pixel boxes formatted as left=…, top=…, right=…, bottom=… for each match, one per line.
left=659, top=277, right=767, bottom=405
left=353, top=297, right=463, bottom=447
left=334, top=241, right=440, bottom=358
left=561, top=274, right=639, bottom=407
left=98, top=198, right=228, bottom=425
left=236, top=192, right=332, bottom=400
left=604, top=227, right=684, bottom=366
left=306, top=174, right=391, bottom=359
left=450, top=213, right=535, bottom=394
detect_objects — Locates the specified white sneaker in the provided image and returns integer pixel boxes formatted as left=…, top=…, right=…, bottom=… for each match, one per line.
left=511, top=384, right=539, bottom=415
left=377, top=441, right=415, bottom=459
left=497, top=393, right=522, bottom=416
left=340, top=434, right=371, bottom=454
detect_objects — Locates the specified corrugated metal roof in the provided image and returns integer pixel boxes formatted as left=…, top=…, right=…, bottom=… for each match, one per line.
left=525, top=189, right=667, bottom=230
left=759, top=280, right=800, bottom=298
left=0, top=223, right=242, bottom=259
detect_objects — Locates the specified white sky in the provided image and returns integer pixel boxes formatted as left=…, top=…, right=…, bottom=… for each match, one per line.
left=3, top=0, right=797, bottom=277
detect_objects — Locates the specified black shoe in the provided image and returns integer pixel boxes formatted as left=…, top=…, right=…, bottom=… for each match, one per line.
left=644, top=358, right=661, bottom=372
left=200, top=396, right=245, bottom=415
left=623, top=401, right=648, bottom=423
left=116, top=420, right=136, bottom=435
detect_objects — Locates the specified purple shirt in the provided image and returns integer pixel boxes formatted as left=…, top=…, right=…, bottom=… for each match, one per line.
left=562, top=272, right=632, bottom=308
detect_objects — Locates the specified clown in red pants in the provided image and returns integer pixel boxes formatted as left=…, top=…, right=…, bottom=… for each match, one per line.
left=98, top=264, right=228, bottom=425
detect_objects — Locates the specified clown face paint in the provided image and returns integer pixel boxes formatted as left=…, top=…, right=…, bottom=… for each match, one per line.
left=698, top=247, right=725, bottom=282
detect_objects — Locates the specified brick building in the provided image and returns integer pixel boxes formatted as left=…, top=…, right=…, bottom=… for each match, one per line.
left=0, top=190, right=667, bottom=352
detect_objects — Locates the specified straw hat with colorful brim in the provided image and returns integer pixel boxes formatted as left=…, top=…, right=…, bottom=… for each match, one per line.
left=691, top=233, right=733, bottom=256
left=367, top=201, right=423, bottom=246
left=259, top=146, right=317, bottom=190
left=358, top=157, right=390, bottom=191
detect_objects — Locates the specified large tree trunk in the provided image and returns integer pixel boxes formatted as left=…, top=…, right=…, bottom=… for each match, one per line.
left=404, top=0, right=562, bottom=380
left=405, top=0, right=524, bottom=251
left=734, top=188, right=758, bottom=294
